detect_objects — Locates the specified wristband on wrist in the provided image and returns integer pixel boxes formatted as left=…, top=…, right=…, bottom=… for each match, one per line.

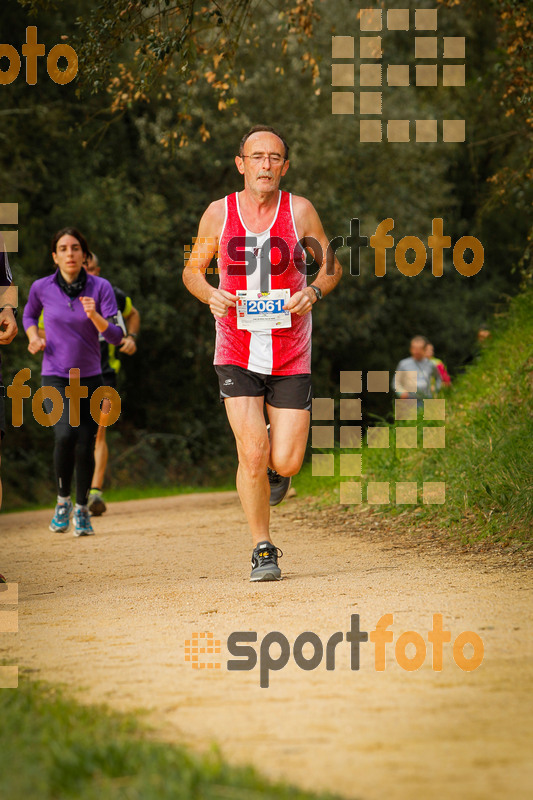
left=126, top=332, right=137, bottom=339
left=308, top=285, right=322, bottom=302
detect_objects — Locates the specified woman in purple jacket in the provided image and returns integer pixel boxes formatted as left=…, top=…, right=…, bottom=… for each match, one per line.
left=23, top=228, right=123, bottom=536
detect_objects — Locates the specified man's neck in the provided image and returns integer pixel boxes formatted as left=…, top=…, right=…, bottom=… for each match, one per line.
left=240, top=186, right=279, bottom=210
left=238, top=188, right=280, bottom=233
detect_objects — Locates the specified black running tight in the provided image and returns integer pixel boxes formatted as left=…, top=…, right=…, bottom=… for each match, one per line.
left=42, top=375, right=102, bottom=506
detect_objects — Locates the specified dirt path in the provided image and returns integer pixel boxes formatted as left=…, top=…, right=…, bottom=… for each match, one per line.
left=1, top=493, right=532, bottom=800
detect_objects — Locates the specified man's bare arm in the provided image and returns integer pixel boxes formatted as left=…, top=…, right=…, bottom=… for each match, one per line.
left=125, top=305, right=141, bottom=335
left=119, top=305, right=141, bottom=354
left=0, top=307, right=17, bottom=345
left=182, top=200, right=238, bottom=318
left=0, top=283, right=18, bottom=345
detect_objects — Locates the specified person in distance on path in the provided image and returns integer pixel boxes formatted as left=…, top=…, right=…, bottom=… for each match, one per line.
left=393, top=335, right=441, bottom=409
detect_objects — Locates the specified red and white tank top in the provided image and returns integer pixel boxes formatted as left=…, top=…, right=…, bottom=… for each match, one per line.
left=214, top=191, right=312, bottom=375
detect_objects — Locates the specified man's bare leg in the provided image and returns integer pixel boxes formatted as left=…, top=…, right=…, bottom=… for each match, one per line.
left=266, top=405, right=310, bottom=476
left=224, top=397, right=310, bottom=581
left=88, top=398, right=111, bottom=516
left=92, top=425, right=108, bottom=490
left=224, top=398, right=310, bottom=542
left=224, top=396, right=271, bottom=547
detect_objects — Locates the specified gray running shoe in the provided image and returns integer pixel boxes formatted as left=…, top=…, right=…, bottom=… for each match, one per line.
left=267, top=468, right=291, bottom=506
left=250, top=540, right=283, bottom=582
left=88, top=490, right=106, bottom=517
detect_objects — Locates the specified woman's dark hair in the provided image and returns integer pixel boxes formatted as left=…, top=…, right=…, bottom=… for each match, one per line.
left=239, top=125, right=290, bottom=160
left=51, top=227, right=90, bottom=258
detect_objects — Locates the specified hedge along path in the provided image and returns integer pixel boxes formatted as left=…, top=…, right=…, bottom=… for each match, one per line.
left=2, top=492, right=532, bottom=800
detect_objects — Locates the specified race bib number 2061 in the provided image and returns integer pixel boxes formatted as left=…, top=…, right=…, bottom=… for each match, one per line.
left=236, top=289, right=291, bottom=331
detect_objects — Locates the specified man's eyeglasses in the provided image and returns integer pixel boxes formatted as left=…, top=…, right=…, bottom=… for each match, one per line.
left=241, top=153, right=286, bottom=166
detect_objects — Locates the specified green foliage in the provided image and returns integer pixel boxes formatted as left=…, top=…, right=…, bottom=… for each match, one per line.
left=332, top=289, right=531, bottom=542
left=75, top=0, right=255, bottom=99
left=0, top=0, right=530, bottom=510
left=0, top=677, right=343, bottom=799
left=297, top=288, right=532, bottom=542
left=410, top=288, right=533, bottom=539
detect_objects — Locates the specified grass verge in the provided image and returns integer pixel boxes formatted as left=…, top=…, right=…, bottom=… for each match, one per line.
left=4, top=482, right=236, bottom=514
left=0, top=675, right=344, bottom=800
left=294, top=289, right=533, bottom=544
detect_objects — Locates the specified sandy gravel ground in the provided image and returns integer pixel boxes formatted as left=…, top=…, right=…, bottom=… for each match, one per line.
left=1, top=492, right=532, bottom=800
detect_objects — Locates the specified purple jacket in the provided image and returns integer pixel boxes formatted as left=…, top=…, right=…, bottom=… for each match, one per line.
left=23, top=270, right=123, bottom=378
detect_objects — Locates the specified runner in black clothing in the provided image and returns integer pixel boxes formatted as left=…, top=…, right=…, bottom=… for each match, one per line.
left=85, top=253, right=140, bottom=516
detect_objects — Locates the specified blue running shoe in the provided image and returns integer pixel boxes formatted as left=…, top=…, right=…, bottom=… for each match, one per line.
left=74, top=507, right=94, bottom=537
left=49, top=499, right=73, bottom=533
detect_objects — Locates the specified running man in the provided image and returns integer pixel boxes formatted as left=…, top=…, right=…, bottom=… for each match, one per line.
left=0, top=240, right=18, bottom=582
left=183, top=125, right=342, bottom=581
left=85, top=253, right=141, bottom=516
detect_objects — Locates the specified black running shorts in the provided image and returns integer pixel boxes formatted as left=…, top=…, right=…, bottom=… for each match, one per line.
left=215, top=365, right=312, bottom=411
left=101, top=370, right=118, bottom=389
